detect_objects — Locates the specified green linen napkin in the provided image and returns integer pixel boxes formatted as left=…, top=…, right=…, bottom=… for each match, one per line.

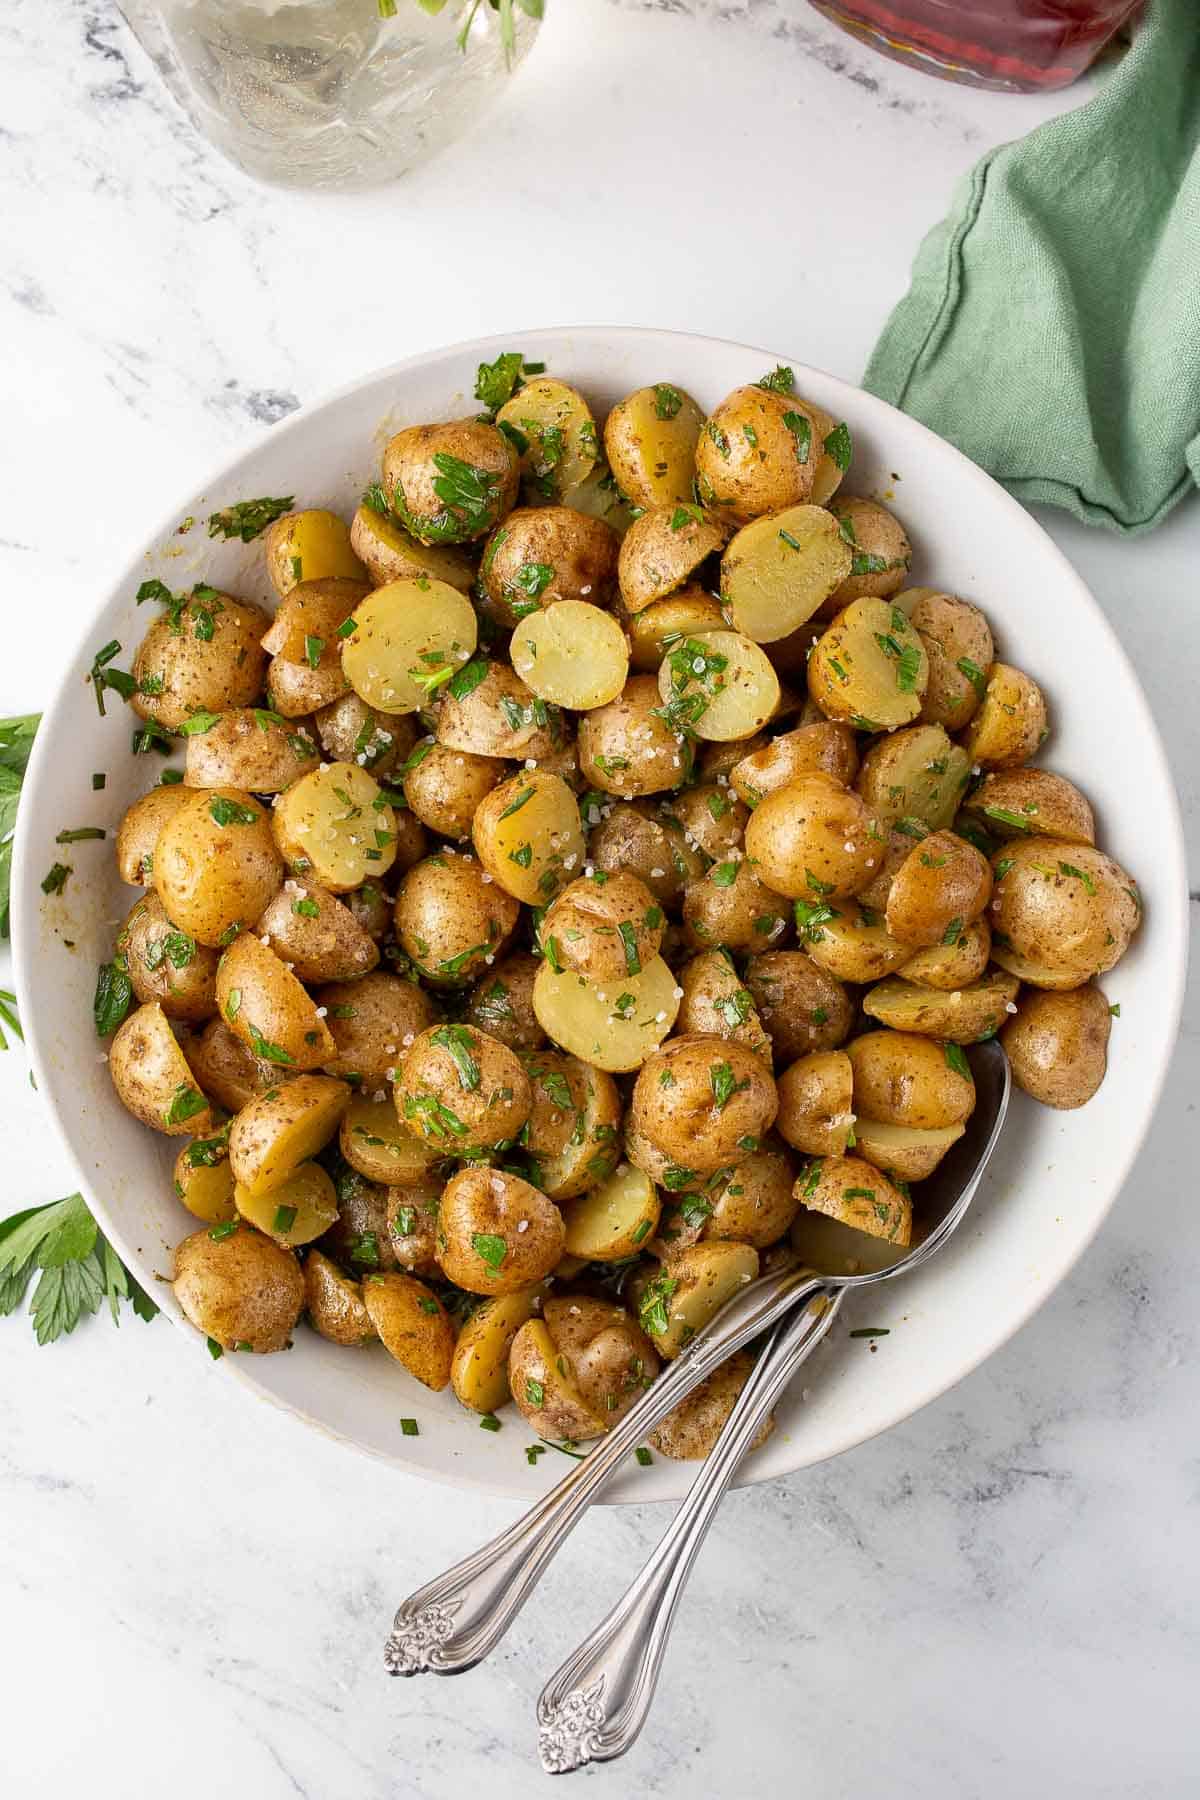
left=863, top=0, right=1200, bottom=535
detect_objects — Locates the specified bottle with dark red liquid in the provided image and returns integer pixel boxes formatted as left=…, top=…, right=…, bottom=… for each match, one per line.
left=807, top=0, right=1142, bottom=91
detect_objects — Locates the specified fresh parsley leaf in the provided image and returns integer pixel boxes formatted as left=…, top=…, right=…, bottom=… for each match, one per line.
left=474, top=351, right=544, bottom=416
left=207, top=496, right=294, bottom=542
left=0, top=1193, right=158, bottom=1344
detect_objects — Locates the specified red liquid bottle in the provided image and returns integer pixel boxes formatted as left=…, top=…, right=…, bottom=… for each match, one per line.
left=807, top=0, right=1142, bottom=91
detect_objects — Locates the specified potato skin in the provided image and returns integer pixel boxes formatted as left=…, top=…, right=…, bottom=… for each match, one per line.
left=961, top=663, right=1048, bottom=769
left=153, top=787, right=283, bottom=948
left=361, top=1271, right=456, bottom=1390
left=303, top=1248, right=375, bottom=1345
left=907, top=590, right=994, bottom=732
left=257, top=877, right=379, bottom=985
left=436, top=1167, right=566, bottom=1295
left=617, top=505, right=729, bottom=613
left=961, top=768, right=1095, bottom=847
left=116, top=785, right=194, bottom=886
left=314, top=691, right=420, bottom=781
left=776, top=1051, right=855, bottom=1157
left=846, top=1029, right=976, bottom=1129
left=464, top=951, right=546, bottom=1053
left=316, top=971, right=436, bottom=1090
left=578, top=676, right=691, bottom=796
left=383, top=418, right=519, bottom=544
left=794, top=1152, right=911, bottom=1246
left=1001, top=984, right=1112, bottom=1109
left=808, top=598, right=928, bottom=732
left=666, top=783, right=749, bottom=863
left=119, top=892, right=219, bottom=1022
left=989, top=837, right=1140, bottom=988
left=215, top=930, right=334, bottom=1072
left=694, top=386, right=821, bottom=522
left=729, top=723, right=859, bottom=806
left=228, top=1075, right=349, bottom=1199
left=827, top=496, right=912, bottom=605
left=540, top=872, right=664, bottom=981
left=396, top=1024, right=532, bottom=1153
left=884, top=829, right=993, bottom=950
left=682, top=858, right=790, bottom=954
left=185, top=1017, right=299, bottom=1114
left=744, top=773, right=883, bottom=901
left=132, top=595, right=270, bottom=731
left=480, top=506, right=620, bottom=626
left=743, top=951, right=854, bottom=1060
left=541, top=1295, right=660, bottom=1426
left=692, top=1145, right=799, bottom=1248
left=862, top=970, right=1019, bottom=1043
left=174, top=1223, right=304, bottom=1352
left=603, top=382, right=705, bottom=510
left=676, top=950, right=772, bottom=1063
left=630, top=1035, right=778, bottom=1175
left=404, top=743, right=507, bottom=840
left=110, top=1001, right=214, bottom=1136
left=588, top=801, right=704, bottom=904
left=898, top=917, right=991, bottom=991
left=650, top=1349, right=774, bottom=1460
left=349, top=501, right=476, bottom=592
left=393, top=853, right=520, bottom=988
left=625, top=587, right=726, bottom=671
left=508, top=1318, right=607, bottom=1440
left=451, top=1289, right=541, bottom=1414
left=183, top=709, right=319, bottom=793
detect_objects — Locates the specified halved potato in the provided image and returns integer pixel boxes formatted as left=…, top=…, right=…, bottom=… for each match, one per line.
left=529, top=1057, right=623, bottom=1200
left=508, top=1318, right=608, bottom=1439
left=624, top=586, right=726, bottom=672
left=496, top=377, right=599, bottom=503
left=115, top=785, right=193, bottom=886
left=729, top=722, right=859, bottom=807
left=675, top=949, right=773, bottom=1063
left=173, top=1136, right=236, bottom=1225
left=862, top=970, right=1019, bottom=1042
left=637, top=1240, right=760, bottom=1359
left=561, top=1164, right=660, bottom=1262
left=173, top=1224, right=304, bottom=1354
left=855, top=724, right=971, bottom=829
left=851, top=1117, right=965, bottom=1182
left=228, top=1074, right=350, bottom=1199
left=235, top=1160, right=339, bottom=1247
left=603, top=382, right=705, bottom=510
left=341, top=578, right=478, bottom=715
left=656, top=629, right=780, bottom=742
left=618, top=504, right=730, bottom=614
left=349, top=501, right=475, bottom=591
left=897, top=917, right=991, bottom=990
left=721, top=504, right=852, bottom=642
left=959, top=768, right=1094, bottom=846
left=808, top=599, right=929, bottom=731
left=532, top=955, right=681, bottom=1073
left=800, top=903, right=911, bottom=984
left=272, top=761, right=398, bottom=893
left=472, top=770, right=586, bottom=905
left=451, top=1288, right=542, bottom=1414
left=304, top=1248, right=375, bottom=1346
left=257, top=877, right=379, bottom=985
left=847, top=1030, right=975, bottom=1129
left=215, top=930, right=335, bottom=1072
left=263, top=508, right=367, bottom=595
left=794, top=1152, right=911, bottom=1246
left=510, top=601, right=629, bottom=710
left=775, top=1050, right=855, bottom=1157
left=961, top=663, right=1048, bottom=769
left=826, top=496, right=912, bottom=606
left=650, top=1349, right=775, bottom=1460
left=361, top=1272, right=455, bottom=1390
left=109, top=1001, right=214, bottom=1137
left=182, top=708, right=320, bottom=793
left=339, top=1096, right=443, bottom=1186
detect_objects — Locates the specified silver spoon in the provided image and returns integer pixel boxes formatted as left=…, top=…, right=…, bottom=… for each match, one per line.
left=535, top=1039, right=1010, bottom=1772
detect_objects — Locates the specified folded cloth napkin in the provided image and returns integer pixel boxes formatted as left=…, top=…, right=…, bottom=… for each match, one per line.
left=863, top=0, right=1200, bottom=535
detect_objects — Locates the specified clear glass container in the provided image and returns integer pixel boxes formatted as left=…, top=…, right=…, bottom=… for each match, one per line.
left=116, top=0, right=542, bottom=190
left=807, top=0, right=1141, bottom=92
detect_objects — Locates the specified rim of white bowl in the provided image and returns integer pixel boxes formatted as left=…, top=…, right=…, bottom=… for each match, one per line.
left=12, top=325, right=1189, bottom=1503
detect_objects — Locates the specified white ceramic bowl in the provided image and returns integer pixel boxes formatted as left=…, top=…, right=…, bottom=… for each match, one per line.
left=13, top=328, right=1187, bottom=1503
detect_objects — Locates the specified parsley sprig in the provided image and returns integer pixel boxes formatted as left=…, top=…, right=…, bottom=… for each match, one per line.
left=0, top=1193, right=158, bottom=1344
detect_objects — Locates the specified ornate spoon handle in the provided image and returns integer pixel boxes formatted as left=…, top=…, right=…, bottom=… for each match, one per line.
left=536, top=1286, right=844, bottom=1773
left=384, top=1263, right=825, bottom=1678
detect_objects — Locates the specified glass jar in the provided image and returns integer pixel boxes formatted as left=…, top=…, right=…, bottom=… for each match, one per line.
left=116, top=0, right=542, bottom=190
left=806, top=0, right=1142, bottom=92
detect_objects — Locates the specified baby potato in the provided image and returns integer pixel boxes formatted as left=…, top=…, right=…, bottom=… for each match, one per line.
left=776, top=1051, right=855, bottom=1157
left=394, top=851, right=520, bottom=986
left=382, top=417, right=518, bottom=543
left=898, top=916, right=991, bottom=990
left=153, top=787, right=283, bottom=947
left=216, top=930, right=334, bottom=1072
left=257, top=877, right=379, bottom=985
left=744, top=772, right=882, bottom=902
left=183, top=709, right=319, bottom=793
left=1001, top=984, right=1113, bottom=1109
left=540, top=871, right=664, bottom=982
left=624, top=585, right=726, bottom=671
left=361, top=1272, right=455, bottom=1390
left=730, top=722, right=859, bottom=807
left=404, top=742, right=505, bottom=841
left=464, top=951, right=546, bottom=1052
left=905, top=590, right=994, bottom=731
left=808, top=598, right=928, bottom=731
left=743, top=950, right=853, bottom=1059
left=173, top=1223, right=304, bottom=1353
left=884, top=829, right=993, bottom=949
left=508, top=1319, right=608, bottom=1440
left=472, top=770, right=586, bottom=905
left=450, top=1288, right=542, bottom=1414
left=604, top=381, right=705, bottom=510
left=132, top=594, right=270, bottom=732
left=650, top=1349, right=774, bottom=1460
left=631, top=1036, right=778, bottom=1176
left=264, top=654, right=347, bottom=720
left=314, top=692, right=415, bottom=780
left=173, top=1140, right=237, bottom=1226
left=561, top=1163, right=660, bottom=1262
left=959, top=768, right=1095, bottom=847
left=116, top=784, right=193, bottom=886
left=666, top=783, right=749, bottom=864
left=588, top=801, right=705, bottom=904
left=435, top=660, right=559, bottom=761
left=339, top=1096, right=441, bottom=1189
left=119, top=892, right=218, bottom=1022
left=855, top=723, right=972, bottom=830
left=851, top=1118, right=966, bottom=1183
left=682, top=857, right=790, bottom=953
left=561, top=464, right=639, bottom=535
left=321, top=1166, right=403, bottom=1275
left=272, top=761, right=399, bottom=893
left=235, top=1160, right=339, bottom=1248
left=847, top=1029, right=976, bottom=1129
left=495, top=377, right=599, bottom=503
left=524, top=1052, right=622, bottom=1199
left=961, top=662, right=1048, bottom=769
left=676, top=950, right=772, bottom=1062
left=349, top=500, right=475, bottom=592
left=694, top=386, right=823, bottom=523
left=637, top=1240, right=760, bottom=1359
left=316, top=971, right=436, bottom=1089
left=826, top=497, right=912, bottom=606
left=541, top=1295, right=661, bottom=1426
left=341, top=578, right=479, bottom=715
left=304, top=1249, right=375, bottom=1347
left=263, top=508, right=367, bottom=596
left=578, top=676, right=690, bottom=797
left=185, top=1017, right=299, bottom=1114
left=437, top=1166, right=566, bottom=1295
left=110, top=1001, right=214, bottom=1137
left=862, top=970, right=1019, bottom=1043
left=228, top=1074, right=350, bottom=1199
left=397, top=1023, right=531, bottom=1153
left=794, top=1153, right=912, bottom=1246
left=344, top=879, right=393, bottom=942
left=479, top=504, right=620, bottom=625
left=989, top=837, right=1140, bottom=988
left=532, top=955, right=681, bottom=1073
left=657, top=630, right=780, bottom=742
left=261, top=576, right=370, bottom=665
left=721, top=504, right=852, bottom=642
left=510, top=601, right=630, bottom=712
left=617, top=504, right=730, bottom=614
left=687, top=1145, right=798, bottom=1249
left=798, top=899, right=911, bottom=984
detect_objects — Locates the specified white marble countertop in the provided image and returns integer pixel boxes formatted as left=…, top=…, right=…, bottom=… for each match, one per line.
left=2, top=1, right=1197, bottom=1794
